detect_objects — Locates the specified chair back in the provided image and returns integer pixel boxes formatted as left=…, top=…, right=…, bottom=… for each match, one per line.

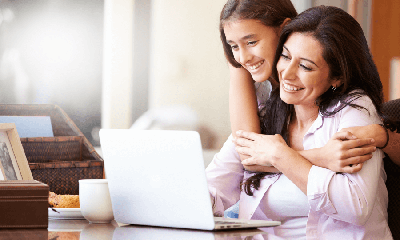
left=382, top=99, right=400, bottom=239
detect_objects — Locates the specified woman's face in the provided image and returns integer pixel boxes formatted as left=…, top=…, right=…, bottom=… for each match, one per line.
left=224, top=19, right=280, bottom=82
left=277, top=32, right=341, bottom=107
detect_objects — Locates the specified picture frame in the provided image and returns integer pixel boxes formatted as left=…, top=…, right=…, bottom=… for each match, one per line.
left=0, top=123, right=33, bottom=180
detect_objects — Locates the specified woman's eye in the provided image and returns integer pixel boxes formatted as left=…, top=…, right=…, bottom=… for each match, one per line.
left=300, top=64, right=312, bottom=71
left=247, top=41, right=257, bottom=46
left=230, top=45, right=238, bottom=51
left=280, top=54, right=290, bottom=60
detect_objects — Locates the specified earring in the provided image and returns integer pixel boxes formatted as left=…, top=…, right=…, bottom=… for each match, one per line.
left=332, top=86, right=336, bottom=92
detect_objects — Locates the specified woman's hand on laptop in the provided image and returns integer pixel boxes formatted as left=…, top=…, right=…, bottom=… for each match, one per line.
left=210, top=194, right=223, bottom=217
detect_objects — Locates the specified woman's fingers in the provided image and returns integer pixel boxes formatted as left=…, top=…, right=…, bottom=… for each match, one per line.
left=241, top=157, right=256, bottom=165
left=235, top=146, right=252, bottom=156
left=242, top=157, right=272, bottom=167
left=236, top=130, right=257, bottom=140
left=232, top=136, right=254, bottom=147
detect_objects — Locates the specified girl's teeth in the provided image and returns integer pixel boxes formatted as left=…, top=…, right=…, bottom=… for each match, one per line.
left=248, top=61, right=264, bottom=70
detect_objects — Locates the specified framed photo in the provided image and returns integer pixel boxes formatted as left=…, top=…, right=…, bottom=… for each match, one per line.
left=0, top=123, right=33, bottom=180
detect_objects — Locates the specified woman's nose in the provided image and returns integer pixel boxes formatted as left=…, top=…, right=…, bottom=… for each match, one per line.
left=281, top=61, right=297, bottom=80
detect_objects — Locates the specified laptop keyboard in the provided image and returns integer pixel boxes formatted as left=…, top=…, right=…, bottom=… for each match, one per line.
left=215, top=220, right=243, bottom=225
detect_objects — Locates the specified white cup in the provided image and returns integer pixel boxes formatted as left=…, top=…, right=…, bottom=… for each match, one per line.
left=79, top=179, right=114, bottom=223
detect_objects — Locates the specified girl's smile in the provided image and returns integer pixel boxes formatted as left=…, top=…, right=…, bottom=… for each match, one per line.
left=223, top=19, right=280, bottom=82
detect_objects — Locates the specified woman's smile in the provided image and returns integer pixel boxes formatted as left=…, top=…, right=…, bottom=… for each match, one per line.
left=282, top=82, right=304, bottom=92
left=277, top=33, right=341, bottom=106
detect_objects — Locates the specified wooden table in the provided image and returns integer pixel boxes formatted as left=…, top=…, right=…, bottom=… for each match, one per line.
left=0, top=219, right=277, bottom=239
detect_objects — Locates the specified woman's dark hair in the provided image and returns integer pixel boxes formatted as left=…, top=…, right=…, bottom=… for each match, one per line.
left=243, top=6, right=387, bottom=196
left=219, top=0, right=297, bottom=68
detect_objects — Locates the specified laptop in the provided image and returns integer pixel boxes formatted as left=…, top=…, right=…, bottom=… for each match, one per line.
left=99, top=129, right=281, bottom=230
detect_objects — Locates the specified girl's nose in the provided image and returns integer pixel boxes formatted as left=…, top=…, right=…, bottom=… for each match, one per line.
left=238, top=49, right=252, bottom=65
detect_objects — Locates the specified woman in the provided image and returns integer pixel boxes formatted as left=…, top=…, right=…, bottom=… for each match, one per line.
left=225, top=0, right=399, bottom=172
left=207, top=5, right=392, bottom=239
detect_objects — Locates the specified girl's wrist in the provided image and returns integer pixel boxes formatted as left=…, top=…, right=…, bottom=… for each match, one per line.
left=377, top=124, right=389, bottom=149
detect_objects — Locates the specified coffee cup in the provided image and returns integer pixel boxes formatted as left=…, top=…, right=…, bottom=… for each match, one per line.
left=79, top=179, right=114, bottom=223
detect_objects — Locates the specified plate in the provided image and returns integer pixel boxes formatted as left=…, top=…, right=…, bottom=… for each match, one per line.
left=48, top=208, right=85, bottom=220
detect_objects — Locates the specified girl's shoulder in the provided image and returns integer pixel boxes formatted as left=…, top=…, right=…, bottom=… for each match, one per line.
left=255, top=81, right=272, bottom=108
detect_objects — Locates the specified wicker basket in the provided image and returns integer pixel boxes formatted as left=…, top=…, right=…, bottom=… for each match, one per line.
left=0, top=104, right=103, bottom=195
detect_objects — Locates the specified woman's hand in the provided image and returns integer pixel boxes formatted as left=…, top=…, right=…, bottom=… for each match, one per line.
left=233, top=130, right=289, bottom=167
left=306, top=131, right=376, bottom=173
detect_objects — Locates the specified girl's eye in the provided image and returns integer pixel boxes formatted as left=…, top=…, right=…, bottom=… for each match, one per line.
left=248, top=41, right=257, bottom=46
left=230, top=45, right=239, bottom=51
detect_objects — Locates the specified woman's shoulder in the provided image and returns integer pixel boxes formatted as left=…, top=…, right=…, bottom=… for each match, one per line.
left=329, top=90, right=376, bottom=113
left=332, top=91, right=381, bottom=125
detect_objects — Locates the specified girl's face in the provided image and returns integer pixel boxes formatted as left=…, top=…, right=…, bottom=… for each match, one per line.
left=277, top=32, right=341, bottom=107
left=224, top=19, right=280, bottom=82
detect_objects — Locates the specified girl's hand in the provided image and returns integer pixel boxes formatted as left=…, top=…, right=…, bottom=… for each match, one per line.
left=315, top=131, right=376, bottom=173
left=233, top=130, right=289, bottom=167
left=340, top=125, right=386, bottom=148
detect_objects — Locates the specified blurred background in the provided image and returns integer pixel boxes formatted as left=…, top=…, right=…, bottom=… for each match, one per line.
left=0, top=0, right=398, bottom=155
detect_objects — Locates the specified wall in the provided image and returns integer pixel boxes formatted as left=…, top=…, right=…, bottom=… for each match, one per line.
left=102, top=0, right=134, bottom=129
left=370, top=0, right=400, bottom=101
left=149, top=0, right=230, bottom=148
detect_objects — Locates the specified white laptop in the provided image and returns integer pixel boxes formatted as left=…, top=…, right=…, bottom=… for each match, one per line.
left=99, top=129, right=281, bottom=230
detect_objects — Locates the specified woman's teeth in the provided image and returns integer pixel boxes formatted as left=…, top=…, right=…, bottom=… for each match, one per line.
left=283, top=83, right=303, bottom=91
left=248, top=60, right=264, bottom=70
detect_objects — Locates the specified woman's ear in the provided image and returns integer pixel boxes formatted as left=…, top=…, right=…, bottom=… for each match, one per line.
left=332, top=78, right=343, bottom=89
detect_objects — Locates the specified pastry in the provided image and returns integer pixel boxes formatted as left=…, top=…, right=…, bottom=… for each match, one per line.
left=49, top=191, right=80, bottom=208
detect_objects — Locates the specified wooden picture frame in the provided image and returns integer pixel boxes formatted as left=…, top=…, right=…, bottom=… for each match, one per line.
left=0, top=123, right=33, bottom=180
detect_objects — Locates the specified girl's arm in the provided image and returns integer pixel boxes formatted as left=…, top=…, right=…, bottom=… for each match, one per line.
left=298, top=131, right=376, bottom=173
left=228, top=65, right=260, bottom=151
left=340, top=124, right=400, bottom=165
left=228, top=65, right=279, bottom=172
